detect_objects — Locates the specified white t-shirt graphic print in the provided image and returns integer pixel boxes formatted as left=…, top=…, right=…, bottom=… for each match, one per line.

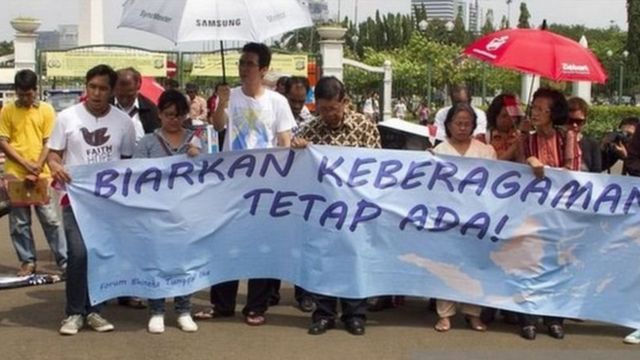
left=48, top=103, right=136, bottom=166
left=223, top=87, right=295, bottom=151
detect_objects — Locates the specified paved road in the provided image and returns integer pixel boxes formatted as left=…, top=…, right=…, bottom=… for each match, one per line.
left=0, top=214, right=637, bottom=360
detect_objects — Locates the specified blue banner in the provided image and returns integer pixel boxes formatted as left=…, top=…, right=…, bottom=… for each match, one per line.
left=66, top=146, right=640, bottom=328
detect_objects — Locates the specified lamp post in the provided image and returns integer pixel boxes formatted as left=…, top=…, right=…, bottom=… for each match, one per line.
left=607, top=49, right=630, bottom=105
left=351, top=34, right=358, bottom=54
left=620, top=50, right=629, bottom=105
left=419, top=19, right=432, bottom=108
left=606, top=49, right=614, bottom=101
left=296, top=42, right=303, bottom=52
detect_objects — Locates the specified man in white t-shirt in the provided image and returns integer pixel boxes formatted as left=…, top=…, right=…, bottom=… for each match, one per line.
left=434, top=85, right=487, bottom=142
left=47, top=64, right=136, bottom=336
left=204, top=42, right=295, bottom=326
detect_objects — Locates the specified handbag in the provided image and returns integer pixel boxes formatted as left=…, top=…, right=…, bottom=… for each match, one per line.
left=0, top=177, right=10, bottom=217
left=6, top=177, right=50, bottom=207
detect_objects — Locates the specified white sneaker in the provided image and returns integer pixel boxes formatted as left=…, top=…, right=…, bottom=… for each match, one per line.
left=59, top=314, right=84, bottom=335
left=148, top=314, right=165, bottom=334
left=177, top=314, right=198, bottom=332
left=86, top=312, right=114, bottom=332
left=624, top=329, right=640, bottom=344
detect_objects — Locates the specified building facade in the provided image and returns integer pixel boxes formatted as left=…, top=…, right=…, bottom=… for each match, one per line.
left=36, top=25, right=78, bottom=50
left=411, top=0, right=482, bottom=33
left=299, top=0, right=330, bottom=23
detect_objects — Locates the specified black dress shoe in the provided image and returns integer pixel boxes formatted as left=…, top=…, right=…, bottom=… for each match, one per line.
left=548, top=324, right=565, bottom=339
left=298, top=296, right=316, bottom=313
left=521, top=325, right=536, bottom=340
left=344, top=318, right=365, bottom=336
left=308, top=319, right=335, bottom=335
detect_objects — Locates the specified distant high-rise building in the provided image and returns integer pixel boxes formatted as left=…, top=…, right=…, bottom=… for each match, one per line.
left=37, top=25, right=78, bottom=50
left=468, top=0, right=481, bottom=34
left=411, top=0, right=467, bottom=23
left=299, top=0, right=329, bottom=23
left=36, top=31, right=60, bottom=51
left=58, top=25, right=78, bottom=49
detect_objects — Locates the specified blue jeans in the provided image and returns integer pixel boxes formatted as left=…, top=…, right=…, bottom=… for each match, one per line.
left=149, top=295, right=192, bottom=315
left=9, top=202, right=66, bottom=267
left=63, top=207, right=102, bottom=316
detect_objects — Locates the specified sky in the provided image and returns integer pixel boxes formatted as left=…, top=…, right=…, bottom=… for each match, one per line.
left=0, top=0, right=629, bottom=50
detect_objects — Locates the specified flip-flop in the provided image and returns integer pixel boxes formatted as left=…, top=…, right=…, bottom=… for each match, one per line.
left=244, top=313, right=266, bottom=326
left=434, top=317, right=451, bottom=332
left=193, top=308, right=215, bottom=320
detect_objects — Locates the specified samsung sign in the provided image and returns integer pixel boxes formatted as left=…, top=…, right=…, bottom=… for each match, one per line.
left=196, top=19, right=241, bottom=27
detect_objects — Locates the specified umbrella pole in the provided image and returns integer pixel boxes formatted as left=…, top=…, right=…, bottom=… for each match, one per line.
left=525, top=74, right=537, bottom=118
left=220, top=40, right=227, bottom=84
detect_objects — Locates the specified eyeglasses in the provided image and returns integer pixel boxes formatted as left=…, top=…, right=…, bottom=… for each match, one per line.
left=531, top=106, right=551, bottom=114
left=568, top=117, right=586, bottom=124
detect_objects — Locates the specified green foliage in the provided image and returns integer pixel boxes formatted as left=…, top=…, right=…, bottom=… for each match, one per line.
left=548, top=23, right=629, bottom=94
left=481, top=10, right=495, bottom=35
left=584, top=105, right=640, bottom=138
left=500, top=15, right=509, bottom=30
left=0, top=41, right=13, bottom=56
left=517, top=3, right=531, bottom=29
left=343, top=33, right=520, bottom=102
left=451, top=10, right=469, bottom=45
left=628, top=0, right=640, bottom=66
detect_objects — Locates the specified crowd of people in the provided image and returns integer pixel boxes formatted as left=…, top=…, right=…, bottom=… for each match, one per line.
left=0, top=41, right=639, bottom=343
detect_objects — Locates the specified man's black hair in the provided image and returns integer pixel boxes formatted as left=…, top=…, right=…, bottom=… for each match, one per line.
left=86, top=64, right=118, bottom=89
left=14, top=69, right=38, bottom=91
left=620, top=117, right=640, bottom=128
left=315, top=76, right=345, bottom=101
left=285, top=76, right=310, bottom=94
left=242, top=42, right=272, bottom=69
left=185, top=83, right=199, bottom=93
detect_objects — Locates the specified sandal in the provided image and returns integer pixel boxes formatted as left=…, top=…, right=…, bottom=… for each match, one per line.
left=244, top=312, right=266, bottom=326
left=466, top=316, right=487, bottom=332
left=434, top=317, right=451, bottom=332
left=193, top=308, right=234, bottom=321
left=17, top=263, right=36, bottom=277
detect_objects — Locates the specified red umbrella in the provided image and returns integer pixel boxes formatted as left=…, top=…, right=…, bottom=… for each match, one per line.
left=140, top=77, right=165, bottom=105
left=463, top=28, right=607, bottom=84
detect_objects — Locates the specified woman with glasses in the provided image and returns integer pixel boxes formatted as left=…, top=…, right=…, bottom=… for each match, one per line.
left=567, top=97, right=602, bottom=173
left=517, top=87, right=580, bottom=341
left=133, top=89, right=201, bottom=334
left=431, top=102, right=496, bottom=333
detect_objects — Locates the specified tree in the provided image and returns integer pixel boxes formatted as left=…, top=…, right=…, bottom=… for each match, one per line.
left=500, top=15, right=509, bottom=30
left=413, top=3, right=427, bottom=26
left=628, top=0, right=640, bottom=68
left=517, top=2, right=531, bottom=29
left=451, top=5, right=469, bottom=45
left=481, top=9, right=495, bottom=35
left=0, top=41, right=13, bottom=56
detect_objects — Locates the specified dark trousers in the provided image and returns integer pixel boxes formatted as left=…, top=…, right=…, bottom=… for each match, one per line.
left=270, top=279, right=310, bottom=303
left=63, top=207, right=102, bottom=316
left=519, top=313, right=564, bottom=327
left=311, top=292, right=367, bottom=323
left=210, top=278, right=272, bottom=316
